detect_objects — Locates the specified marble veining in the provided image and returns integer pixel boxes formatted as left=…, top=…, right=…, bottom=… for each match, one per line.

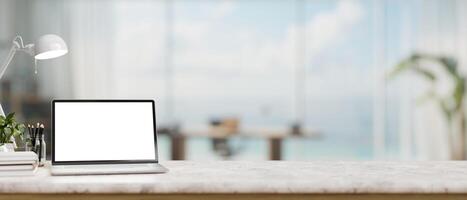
left=1, top=161, right=467, bottom=194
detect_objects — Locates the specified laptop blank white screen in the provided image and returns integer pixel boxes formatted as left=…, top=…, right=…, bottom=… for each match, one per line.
left=54, top=102, right=157, bottom=162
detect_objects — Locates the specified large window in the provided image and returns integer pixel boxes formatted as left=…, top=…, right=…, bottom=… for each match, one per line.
left=1, top=0, right=466, bottom=160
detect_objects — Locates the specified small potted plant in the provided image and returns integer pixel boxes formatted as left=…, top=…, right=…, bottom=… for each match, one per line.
left=0, top=113, right=25, bottom=152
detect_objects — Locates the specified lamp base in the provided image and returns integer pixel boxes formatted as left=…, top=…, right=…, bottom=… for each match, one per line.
left=0, top=103, right=5, bottom=116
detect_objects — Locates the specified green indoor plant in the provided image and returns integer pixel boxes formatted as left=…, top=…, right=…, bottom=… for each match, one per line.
left=389, top=53, right=466, bottom=160
left=0, top=112, right=25, bottom=152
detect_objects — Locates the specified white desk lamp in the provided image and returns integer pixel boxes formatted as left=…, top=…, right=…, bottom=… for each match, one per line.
left=0, top=34, right=68, bottom=116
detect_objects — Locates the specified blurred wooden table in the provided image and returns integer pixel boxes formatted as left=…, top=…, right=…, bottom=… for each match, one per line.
left=170, top=128, right=321, bottom=160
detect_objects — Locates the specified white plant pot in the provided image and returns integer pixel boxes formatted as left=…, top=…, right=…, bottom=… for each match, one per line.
left=0, top=143, right=15, bottom=152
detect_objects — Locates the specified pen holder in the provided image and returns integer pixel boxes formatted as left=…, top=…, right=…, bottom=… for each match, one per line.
left=34, top=135, right=46, bottom=167
left=27, top=123, right=46, bottom=166
left=25, top=139, right=33, bottom=152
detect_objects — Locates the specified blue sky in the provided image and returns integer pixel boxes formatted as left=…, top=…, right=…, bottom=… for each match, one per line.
left=111, top=0, right=460, bottom=133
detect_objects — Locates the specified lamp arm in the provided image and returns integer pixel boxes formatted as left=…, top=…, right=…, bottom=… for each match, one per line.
left=0, top=35, right=35, bottom=80
left=0, top=36, right=27, bottom=117
left=0, top=35, right=29, bottom=80
left=0, top=43, right=19, bottom=80
left=0, top=44, right=17, bottom=117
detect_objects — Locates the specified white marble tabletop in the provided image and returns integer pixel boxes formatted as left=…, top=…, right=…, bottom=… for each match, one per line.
left=1, top=161, right=467, bottom=194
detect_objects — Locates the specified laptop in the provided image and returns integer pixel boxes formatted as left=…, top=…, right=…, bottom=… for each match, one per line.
left=50, top=99, right=168, bottom=175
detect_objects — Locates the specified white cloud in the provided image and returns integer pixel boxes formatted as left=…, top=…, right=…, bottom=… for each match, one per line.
left=110, top=0, right=365, bottom=99
left=174, top=0, right=363, bottom=69
left=286, top=0, right=363, bottom=60
left=173, top=0, right=365, bottom=98
left=210, top=1, right=235, bottom=19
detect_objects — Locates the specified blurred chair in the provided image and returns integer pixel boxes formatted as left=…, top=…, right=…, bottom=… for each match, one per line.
left=210, top=117, right=242, bottom=159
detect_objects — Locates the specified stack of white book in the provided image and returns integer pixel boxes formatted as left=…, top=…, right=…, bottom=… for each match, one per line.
left=0, top=152, right=38, bottom=176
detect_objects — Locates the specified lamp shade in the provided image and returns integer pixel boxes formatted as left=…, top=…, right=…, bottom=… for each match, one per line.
left=34, top=34, right=68, bottom=60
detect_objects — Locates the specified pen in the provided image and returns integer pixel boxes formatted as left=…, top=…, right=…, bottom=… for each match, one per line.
left=27, top=124, right=30, bottom=136
left=38, top=124, right=44, bottom=163
left=36, top=123, right=39, bottom=138
left=27, top=124, right=31, bottom=138
left=35, top=123, right=40, bottom=142
left=31, top=125, right=36, bottom=147
left=34, top=123, right=40, bottom=153
left=27, top=124, right=33, bottom=151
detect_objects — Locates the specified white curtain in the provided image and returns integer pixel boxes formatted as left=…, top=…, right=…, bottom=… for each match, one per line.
left=65, top=1, right=116, bottom=98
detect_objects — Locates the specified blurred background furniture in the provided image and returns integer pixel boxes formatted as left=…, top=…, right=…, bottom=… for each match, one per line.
left=166, top=126, right=321, bottom=160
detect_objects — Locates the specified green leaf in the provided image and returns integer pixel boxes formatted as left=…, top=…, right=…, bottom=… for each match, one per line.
left=388, top=59, right=412, bottom=80
left=6, top=112, right=14, bottom=120
left=413, top=66, right=436, bottom=81
left=453, top=77, right=465, bottom=111
left=0, top=112, right=25, bottom=144
left=388, top=54, right=436, bottom=82
left=439, top=57, right=458, bottom=77
left=440, top=100, right=453, bottom=122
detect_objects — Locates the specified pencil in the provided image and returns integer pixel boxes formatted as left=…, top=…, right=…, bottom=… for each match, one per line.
left=31, top=125, right=36, bottom=147
left=27, top=124, right=31, bottom=139
left=34, top=124, right=39, bottom=141
left=38, top=124, right=44, bottom=163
